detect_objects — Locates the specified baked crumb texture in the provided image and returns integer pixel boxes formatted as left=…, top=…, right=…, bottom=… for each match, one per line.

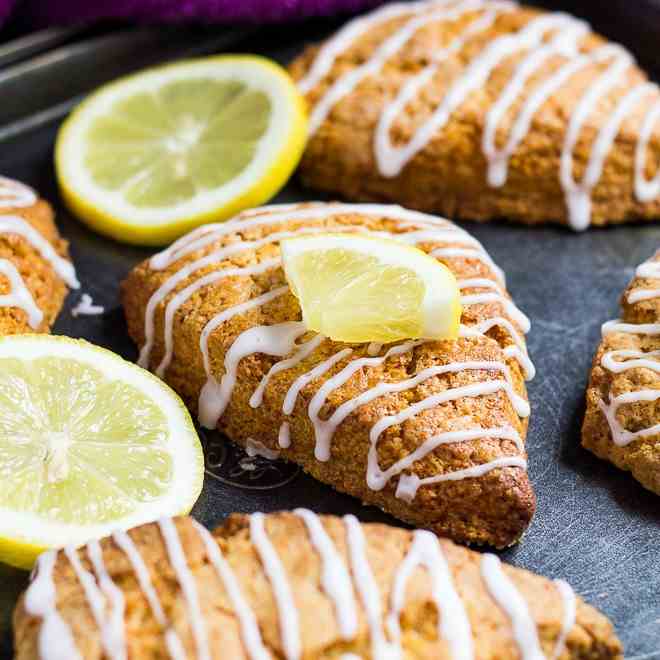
left=290, top=1, right=660, bottom=230
left=122, top=203, right=535, bottom=548
left=582, top=249, right=660, bottom=494
left=0, top=176, right=77, bottom=334
left=13, top=512, right=623, bottom=659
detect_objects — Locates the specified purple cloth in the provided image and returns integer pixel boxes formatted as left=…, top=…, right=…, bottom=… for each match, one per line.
left=7, top=0, right=382, bottom=26
left=0, top=0, right=14, bottom=24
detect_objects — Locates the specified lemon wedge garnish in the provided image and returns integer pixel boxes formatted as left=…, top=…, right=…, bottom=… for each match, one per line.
left=0, top=335, right=203, bottom=569
left=281, top=234, right=462, bottom=343
left=55, top=55, right=307, bottom=246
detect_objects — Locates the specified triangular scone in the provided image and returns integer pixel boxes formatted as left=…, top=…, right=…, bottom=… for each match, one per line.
left=14, top=512, right=622, bottom=659
left=0, top=176, right=78, bottom=334
left=583, top=250, right=660, bottom=494
left=290, top=1, right=660, bottom=230
left=122, top=203, right=535, bottom=547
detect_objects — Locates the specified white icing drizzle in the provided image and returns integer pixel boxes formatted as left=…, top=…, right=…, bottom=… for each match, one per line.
left=560, top=46, right=634, bottom=230
left=386, top=530, right=473, bottom=660
left=199, top=317, right=305, bottom=428
left=480, top=553, right=545, bottom=660
left=0, top=178, right=77, bottom=326
left=0, top=258, right=42, bottom=328
left=24, top=551, right=82, bottom=660
left=460, top=290, right=531, bottom=332
left=552, top=579, right=576, bottom=660
left=282, top=347, right=354, bottom=415
left=294, top=508, right=358, bottom=639
left=297, top=1, right=436, bottom=94
left=482, top=19, right=587, bottom=186
left=250, top=512, right=301, bottom=660
left=112, top=529, right=187, bottom=660
left=598, top=390, right=660, bottom=447
left=0, top=176, right=37, bottom=207
left=301, top=3, right=660, bottom=229
left=141, top=203, right=531, bottom=501
left=373, top=425, right=523, bottom=492
left=246, top=438, right=281, bottom=459
left=0, top=215, right=78, bottom=288
left=628, top=288, right=660, bottom=303
left=637, top=260, right=660, bottom=279
left=71, top=293, right=104, bottom=317
left=598, top=254, right=660, bottom=447
left=396, top=456, right=528, bottom=502
left=635, top=101, right=660, bottom=202
left=602, top=318, right=660, bottom=336
left=308, top=340, right=427, bottom=461
left=343, top=514, right=399, bottom=659
left=24, top=511, right=578, bottom=660
left=601, top=349, right=660, bottom=374
left=628, top=258, right=660, bottom=303
left=86, top=540, right=126, bottom=660
left=192, top=520, right=271, bottom=660
left=250, top=333, right=325, bottom=408
left=64, top=545, right=125, bottom=660
left=374, top=0, right=517, bottom=175
left=158, top=518, right=210, bottom=660
left=278, top=421, right=292, bottom=448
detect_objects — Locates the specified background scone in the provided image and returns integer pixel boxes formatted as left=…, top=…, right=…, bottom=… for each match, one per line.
left=0, top=176, right=78, bottom=334
left=13, top=511, right=623, bottom=659
left=290, top=1, right=660, bottom=230
left=122, top=202, right=535, bottom=548
left=583, top=249, right=660, bottom=494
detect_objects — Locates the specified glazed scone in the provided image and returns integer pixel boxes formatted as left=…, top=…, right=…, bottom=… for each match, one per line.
left=122, top=202, right=535, bottom=548
left=13, top=511, right=623, bottom=659
left=0, top=176, right=78, bottom=333
left=582, top=249, right=660, bottom=494
left=290, top=1, right=660, bottom=230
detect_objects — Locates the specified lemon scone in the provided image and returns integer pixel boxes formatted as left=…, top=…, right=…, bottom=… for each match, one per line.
left=13, top=511, right=622, bottom=659
left=0, top=176, right=78, bottom=334
left=582, top=249, right=660, bottom=494
left=122, top=202, right=534, bottom=547
left=290, top=1, right=660, bottom=230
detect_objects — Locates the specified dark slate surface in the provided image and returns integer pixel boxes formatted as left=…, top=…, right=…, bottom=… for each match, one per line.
left=1, top=5, right=660, bottom=657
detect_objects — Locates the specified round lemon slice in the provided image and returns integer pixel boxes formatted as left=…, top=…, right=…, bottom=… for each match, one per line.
left=56, top=55, right=307, bottom=246
left=281, top=233, right=462, bottom=343
left=0, top=335, right=204, bottom=569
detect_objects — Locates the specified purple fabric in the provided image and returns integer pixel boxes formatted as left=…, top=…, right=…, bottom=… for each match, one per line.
left=16, top=0, right=383, bottom=26
left=0, top=0, right=14, bottom=24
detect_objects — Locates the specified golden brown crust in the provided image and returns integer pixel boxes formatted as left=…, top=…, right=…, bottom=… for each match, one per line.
left=13, top=513, right=623, bottom=659
left=0, top=197, right=71, bottom=334
left=290, top=5, right=660, bottom=228
left=582, top=250, right=660, bottom=494
left=121, top=204, right=534, bottom=547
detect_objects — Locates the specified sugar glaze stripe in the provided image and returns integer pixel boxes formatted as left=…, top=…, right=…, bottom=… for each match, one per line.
left=300, top=1, right=660, bottom=229
left=144, top=203, right=532, bottom=502
left=0, top=177, right=78, bottom=326
left=24, top=511, right=578, bottom=660
left=599, top=253, right=660, bottom=447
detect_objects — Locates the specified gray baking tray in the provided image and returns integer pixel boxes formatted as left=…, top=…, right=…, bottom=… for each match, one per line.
left=0, top=5, right=659, bottom=657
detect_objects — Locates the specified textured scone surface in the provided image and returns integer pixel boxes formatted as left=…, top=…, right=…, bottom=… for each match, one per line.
left=290, top=2, right=660, bottom=229
left=13, top=513, right=623, bottom=659
left=0, top=196, right=71, bottom=334
left=583, top=249, right=660, bottom=494
left=122, top=203, right=534, bottom=547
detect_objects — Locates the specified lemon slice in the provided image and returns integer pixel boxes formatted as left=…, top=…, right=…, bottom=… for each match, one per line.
left=56, top=55, right=307, bottom=246
left=281, top=234, right=462, bottom=343
left=0, top=335, right=203, bottom=569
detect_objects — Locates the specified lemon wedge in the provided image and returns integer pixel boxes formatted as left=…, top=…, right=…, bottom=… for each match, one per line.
left=281, top=234, right=462, bottom=343
left=56, top=55, right=307, bottom=246
left=0, top=335, right=203, bottom=569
